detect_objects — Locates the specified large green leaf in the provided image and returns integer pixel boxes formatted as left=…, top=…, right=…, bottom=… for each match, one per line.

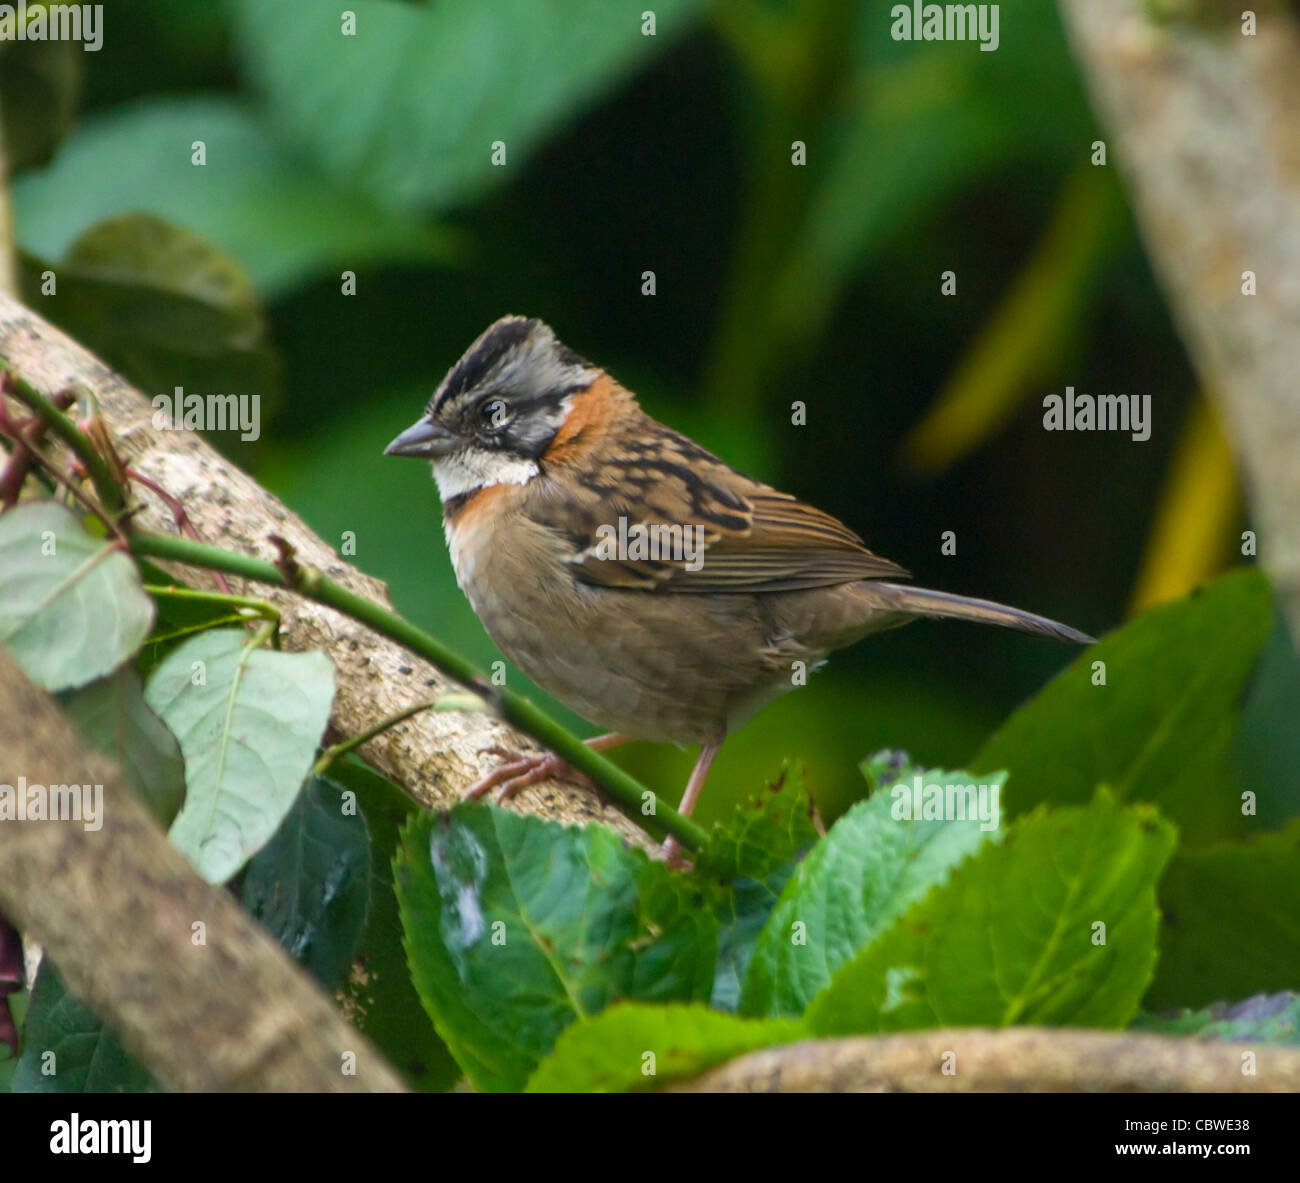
left=143, top=629, right=334, bottom=883
left=242, top=775, right=371, bottom=991
left=1237, top=612, right=1300, bottom=828
left=806, top=792, right=1177, bottom=1035
left=60, top=665, right=185, bottom=827
left=972, top=569, right=1271, bottom=844
left=329, top=760, right=461, bottom=1091
left=12, top=96, right=452, bottom=295
left=11, top=964, right=157, bottom=1094
left=234, top=0, right=704, bottom=212
left=739, top=761, right=1001, bottom=1019
left=693, top=764, right=820, bottom=1011
left=1144, top=823, right=1300, bottom=1011
left=0, top=502, right=154, bottom=691
left=395, top=805, right=716, bottom=1093
left=527, top=1003, right=803, bottom=1093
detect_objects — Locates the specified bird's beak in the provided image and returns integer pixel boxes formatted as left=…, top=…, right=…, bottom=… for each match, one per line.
left=383, top=414, right=459, bottom=459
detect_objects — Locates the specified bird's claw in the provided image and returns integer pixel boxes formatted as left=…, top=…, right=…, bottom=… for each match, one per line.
left=462, top=748, right=591, bottom=804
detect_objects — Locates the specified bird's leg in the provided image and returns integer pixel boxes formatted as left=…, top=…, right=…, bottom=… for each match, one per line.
left=660, top=742, right=721, bottom=868
left=462, top=733, right=630, bottom=804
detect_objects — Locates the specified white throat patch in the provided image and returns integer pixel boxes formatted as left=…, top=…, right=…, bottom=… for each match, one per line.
left=431, top=448, right=540, bottom=501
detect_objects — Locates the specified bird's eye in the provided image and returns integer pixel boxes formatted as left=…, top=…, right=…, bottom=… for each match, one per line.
left=481, top=399, right=509, bottom=428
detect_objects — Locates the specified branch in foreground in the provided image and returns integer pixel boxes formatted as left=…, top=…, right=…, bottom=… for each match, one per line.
left=0, top=650, right=406, bottom=1092
left=670, top=1029, right=1300, bottom=1092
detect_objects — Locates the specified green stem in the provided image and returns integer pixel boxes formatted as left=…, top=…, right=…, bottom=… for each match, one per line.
left=129, top=531, right=707, bottom=849
left=246, top=617, right=277, bottom=653
left=144, top=584, right=282, bottom=647
left=0, top=364, right=125, bottom=512
left=313, top=692, right=487, bottom=776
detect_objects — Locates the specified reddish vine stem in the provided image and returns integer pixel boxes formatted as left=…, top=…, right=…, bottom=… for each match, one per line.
left=128, top=467, right=233, bottom=595
left=0, top=378, right=75, bottom=508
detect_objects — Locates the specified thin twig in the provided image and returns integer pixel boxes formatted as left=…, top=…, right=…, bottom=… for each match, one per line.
left=313, top=693, right=487, bottom=775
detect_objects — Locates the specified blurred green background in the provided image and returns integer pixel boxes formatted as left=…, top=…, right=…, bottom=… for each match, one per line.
left=6, top=0, right=1297, bottom=829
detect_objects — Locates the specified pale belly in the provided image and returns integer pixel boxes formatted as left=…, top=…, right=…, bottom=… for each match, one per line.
left=446, top=511, right=813, bottom=745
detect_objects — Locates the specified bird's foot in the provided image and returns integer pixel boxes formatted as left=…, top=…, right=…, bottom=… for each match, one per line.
left=462, top=746, right=591, bottom=804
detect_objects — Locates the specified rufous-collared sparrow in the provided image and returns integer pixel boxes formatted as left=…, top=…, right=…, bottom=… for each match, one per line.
left=386, top=316, right=1092, bottom=838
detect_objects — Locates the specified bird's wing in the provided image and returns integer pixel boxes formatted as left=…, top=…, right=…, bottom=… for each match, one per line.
left=538, top=420, right=909, bottom=594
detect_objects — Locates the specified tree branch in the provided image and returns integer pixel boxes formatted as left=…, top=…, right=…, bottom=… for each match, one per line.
left=1058, top=0, right=1300, bottom=642
left=0, top=650, right=405, bottom=1092
left=671, top=1028, right=1300, bottom=1092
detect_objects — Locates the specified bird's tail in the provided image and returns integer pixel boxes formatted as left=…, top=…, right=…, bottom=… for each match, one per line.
left=865, top=582, right=1094, bottom=644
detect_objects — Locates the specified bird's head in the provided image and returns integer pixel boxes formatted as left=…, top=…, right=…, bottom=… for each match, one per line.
left=384, top=315, right=599, bottom=500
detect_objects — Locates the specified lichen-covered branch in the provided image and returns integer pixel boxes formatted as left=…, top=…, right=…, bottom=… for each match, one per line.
left=672, top=1028, right=1300, bottom=1092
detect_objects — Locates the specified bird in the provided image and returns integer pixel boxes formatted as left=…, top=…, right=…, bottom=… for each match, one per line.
left=385, top=315, right=1092, bottom=852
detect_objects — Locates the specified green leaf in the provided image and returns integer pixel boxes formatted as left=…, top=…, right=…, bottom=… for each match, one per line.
left=1144, top=823, right=1300, bottom=1011
left=1237, top=611, right=1300, bottom=829
left=63, top=210, right=262, bottom=329
left=0, top=502, right=154, bottom=691
left=234, top=0, right=704, bottom=212
left=143, top=629, right=334, bottom=883
left=395, top=805, right=716, bottom=1093
left=21, top=213, right=281, bottom=418
left=329, top=760, right=462, bottom=1092
left=60, top=665, right=185, bottom=828
left=693, top=765, right=819, bottom=1011
left=0, top=36, right=81, bottom=171
left=739, top=763, right=1002, bottom=1019
left=12, top=96, right=453, bottom=296
left=1134, top=992, right=1300, bottom=1045
left=806, top=792, right=1177, bottom=1035
left=242, top=775, right=371, bottom=991
left=526, top=1003, right=804, bottom=1093
left=972, top=569, right=1272, bottom=844
left=11, top=964, right=157, bottom=1094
